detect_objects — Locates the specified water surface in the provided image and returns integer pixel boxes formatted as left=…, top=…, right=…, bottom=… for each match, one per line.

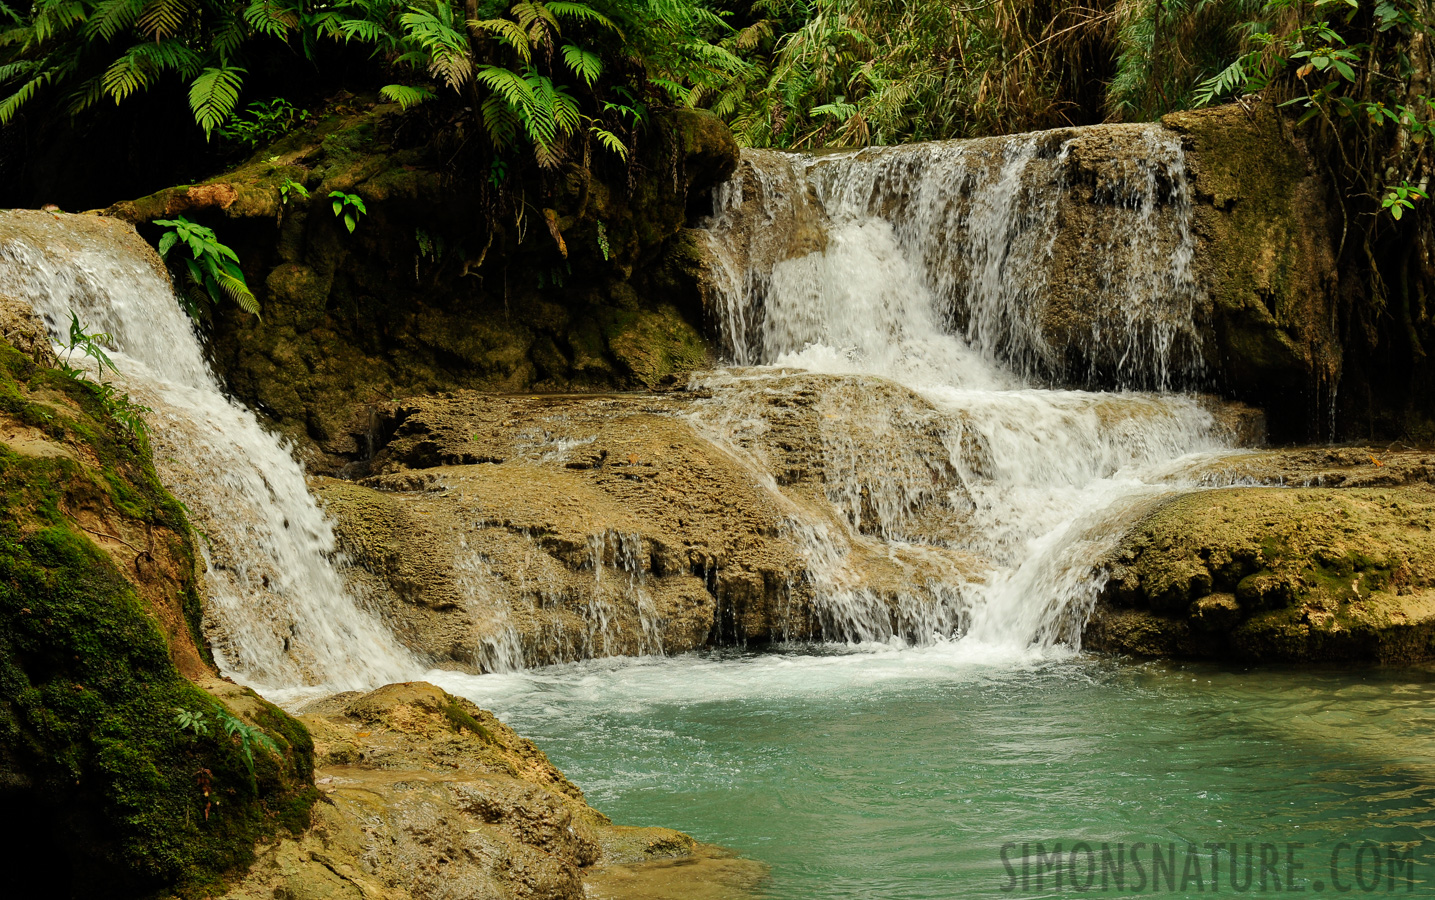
left=436, top=648, right=1435, bottom=899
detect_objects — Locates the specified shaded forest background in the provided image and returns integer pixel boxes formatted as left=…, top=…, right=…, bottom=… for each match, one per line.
left=0, top=0, right=1431, bottom=420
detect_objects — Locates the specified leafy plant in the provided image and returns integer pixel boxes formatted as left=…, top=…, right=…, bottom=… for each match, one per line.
left=279, top=178, right=309, bottom=202
left=595, top=219, right=609, bottom=260
left=173, top=706, right=211, bottom=737
left=216, top=708, right=279, bottom=777
left=329, top=190, right=366, bottom=233
left=56, top=312, right=151, bottom=437
left=154, top=215, right=260, bottom=317
left=174, top=705, right=279, bottom=783
left=216, top=96, right=305, bottom=147
left=1382, top=182, right=1428, bottom=221
left=92, top=380, right=152, bottom=437
left=60, top=311, right=116, bottom=380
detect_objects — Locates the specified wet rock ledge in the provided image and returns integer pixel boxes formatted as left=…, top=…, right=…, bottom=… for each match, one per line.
left=1085, top=449, right=1435, bottom=662
left=218, top=681, right=766, bottom=900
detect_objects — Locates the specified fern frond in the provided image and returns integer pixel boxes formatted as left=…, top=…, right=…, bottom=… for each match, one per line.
left=243, top=1, right=300, bottom=38
left=102, top=51, right=154, bottom=103
left=0, top=72, right=46, bottom=123
left=473, top=16, right=532, bottom=62
left=188, top=65, right=246, bottom=138
left=211, top=11, right=247, bottom=58
left=66, top=74, right=105, bottom=114
left=32, top=1, right=85, bottom=42
left=475, top=65, right=534, bottom=110
left=480, top=94, right=521, bottom=149
left=215, top=265, right=260, bottom=315
left=135, top=39, right=202, bottom=77
left=136, top=0, right=192, bottom=40
left=544, top=1, right=618, bottom=34
left=552, top=86, right=579, bottom=135
left=590, top=125, right=626, bottom=160
left=0, top=59, right=38, bottom=82
left=400, top=7, right=473, bottom=89
left=531, top=139, right=561, bottom=169
left=337, top=18, right=384, bottom=42
left=85, top=0, right=144, bottom=42
left=560, top=43, right=600, bottom=85
left=379, top=82, right=434, bottom=109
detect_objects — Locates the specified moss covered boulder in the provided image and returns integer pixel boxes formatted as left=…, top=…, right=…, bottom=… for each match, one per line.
left=1086, top=482, right=1435, bottom=662
left=0, top=331, right=315, bottom=898
left=1158, top=104, right=1343, bottom=442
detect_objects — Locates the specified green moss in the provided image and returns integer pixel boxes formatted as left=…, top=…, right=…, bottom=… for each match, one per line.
left=442, top=700, right=495, bottom=743
left=0, top=337, right=316, bottom=898
left=1093, top=486, right=1435, bottom=663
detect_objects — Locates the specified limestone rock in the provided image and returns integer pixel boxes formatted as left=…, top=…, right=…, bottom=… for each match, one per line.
left=312, top=372, right=994, bottom=670
left=216, top=682, right=765, bottom=900
left=1085, top=462, right=1435, bottom=662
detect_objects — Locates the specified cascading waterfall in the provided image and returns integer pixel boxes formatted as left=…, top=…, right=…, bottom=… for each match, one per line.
left=0, top=121, right=1236, bottom=689
left=691, top=124, right=1234, bottom=654
left=0, top=214, right=417, bottom=695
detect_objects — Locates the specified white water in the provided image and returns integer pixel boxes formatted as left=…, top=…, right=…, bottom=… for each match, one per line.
left=0, top=215, right=416, bottom=696
left=0, top=124, right=1237, bottom=695
left=691, top=127, right=1236, bottom=654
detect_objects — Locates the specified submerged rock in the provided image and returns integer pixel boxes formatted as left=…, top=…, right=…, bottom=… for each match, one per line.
left=218, top=681, right=766, bottom=900
left=1085, top=450, right=1435, bottom=662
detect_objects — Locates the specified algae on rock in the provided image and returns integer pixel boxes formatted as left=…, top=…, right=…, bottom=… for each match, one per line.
left=1086, top=455, right=1435, bottom=662
left=0, top=325, right=315, bottom=899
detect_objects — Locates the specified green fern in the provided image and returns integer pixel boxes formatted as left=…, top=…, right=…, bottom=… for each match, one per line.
left=154, top=216, right=260, bottom=317
left=135, top=0, right=191, bottom=40
left=188, top=65, right=246, bottom=139
left=380, top=82, right=435, bottom=109
left=560, top=43, right=600, bottom=85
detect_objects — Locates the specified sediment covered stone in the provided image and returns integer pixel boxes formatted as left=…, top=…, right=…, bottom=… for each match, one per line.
left=1162, top=103, right=1342, bottom=440
left=217, top=681, right=764, bottom=900
left=1086, top=459, right=1435, bottom=662
left=315, top=390, right=814, bottom=669
left=312, top=371, right=1001, bottom=670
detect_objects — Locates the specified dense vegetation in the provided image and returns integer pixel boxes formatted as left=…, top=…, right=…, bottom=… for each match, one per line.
left=2, top=0, right=1427, bottom=208
left=0, top=0, right=1430, bottom=421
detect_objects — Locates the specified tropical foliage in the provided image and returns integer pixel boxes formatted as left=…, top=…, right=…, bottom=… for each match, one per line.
left=154, top=215, right=260, bottom=316
left=0, top=0, right=735, bottom=167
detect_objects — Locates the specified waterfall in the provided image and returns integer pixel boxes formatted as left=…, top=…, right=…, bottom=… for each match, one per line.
left=0, top=212, right=417, bottom=696
left=0, top=121, right=1236, bottom=684
left=691, top=125, right=1233, bottom=654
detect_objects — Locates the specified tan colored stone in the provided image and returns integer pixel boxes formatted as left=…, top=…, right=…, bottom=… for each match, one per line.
left=218, top=682, right=751, bottom=900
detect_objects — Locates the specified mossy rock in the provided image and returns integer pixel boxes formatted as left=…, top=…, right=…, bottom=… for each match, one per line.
left=102, top=98, right=733, bottom=470
left=0, top=336, right=315, bottom=898
left=1087, top=485, right=1435, bottom=663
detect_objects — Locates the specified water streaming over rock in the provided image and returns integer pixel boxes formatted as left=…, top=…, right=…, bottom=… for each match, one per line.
left=0, top=122, right=1241, bottom=687
left=690, top=125, right=1237, bottom=653
left=0, top=213, right=417, bottom=695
